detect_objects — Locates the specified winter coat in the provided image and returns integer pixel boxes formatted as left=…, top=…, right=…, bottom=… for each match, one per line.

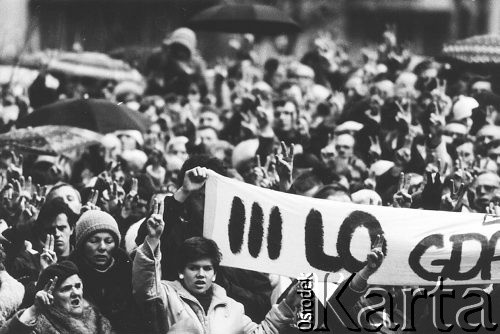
left=0, top=270, right=24, bottom=327
left=0, top=301, right=114, bottom=334
left=135, top=194, right=273, bottom=322
left=132, top=241, right=294, bottom=334
left=69, top=247, right=143, bottom=333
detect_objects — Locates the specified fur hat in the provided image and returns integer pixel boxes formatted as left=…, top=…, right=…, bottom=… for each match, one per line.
left=75, top=210, right=121, bottom=250
left=36, top=260, right=79, bottom=291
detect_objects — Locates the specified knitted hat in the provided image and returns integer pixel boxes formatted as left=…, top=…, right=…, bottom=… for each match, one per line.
left=163, top=27, right=197, bottom=56
left=36, top=260, right=79, bottom=291
left=75, top=210, right=121, bottom=250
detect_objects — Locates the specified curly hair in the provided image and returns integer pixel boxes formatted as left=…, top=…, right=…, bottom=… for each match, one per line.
left=176, top=237, right=222, bottom=274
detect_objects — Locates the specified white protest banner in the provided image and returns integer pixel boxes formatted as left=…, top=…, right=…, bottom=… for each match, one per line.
left=203, top=171, right=500, bottom=286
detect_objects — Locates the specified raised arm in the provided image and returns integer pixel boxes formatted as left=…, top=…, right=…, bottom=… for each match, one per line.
left=132, top=198, right=167, bottom=308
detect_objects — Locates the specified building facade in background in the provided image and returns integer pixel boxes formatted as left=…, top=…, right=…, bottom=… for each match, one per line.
left=0, top=0, right=498, bottom=64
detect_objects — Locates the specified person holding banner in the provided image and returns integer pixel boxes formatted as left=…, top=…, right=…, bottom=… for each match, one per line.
left=132, top=198, right=386, bottom=333
left=135, top=158, right=275, bottom=322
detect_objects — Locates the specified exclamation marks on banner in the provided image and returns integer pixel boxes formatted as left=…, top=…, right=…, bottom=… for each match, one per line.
left=248, top=203, right=264, bottom=257
left=229, top=197, right=245, bottom=254
left=268, top=207, right=283, bottom=260
left=227, top=196, right=283, bottom=259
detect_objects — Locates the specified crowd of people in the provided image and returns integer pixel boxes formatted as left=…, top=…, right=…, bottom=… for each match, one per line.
left=0, top=24, right=500, bottom=333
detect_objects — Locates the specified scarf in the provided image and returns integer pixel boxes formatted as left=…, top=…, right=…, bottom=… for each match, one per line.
left=39, top=300, right=114, bottom=334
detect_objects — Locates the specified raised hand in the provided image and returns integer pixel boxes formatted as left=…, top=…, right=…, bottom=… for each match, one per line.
left=441, top=181, right=466, bottom=212
left=421, top=170, right=443, bottom=210
left=275, top=141, right=294, bottom=189
left=146, top=198, right=165, bottom=250
left=81, top=189, right=100, bottom=213
left=7, top=151, right=23, bottom=180
left=40, top=234, right=58, bottom=269
left=367, top=234, right=385, bottom=272
left=34, top=276, right=58, bottom=311
left=453, top=158, right=474, bottom=186
left=126, top=178, right=139, bottom=204
left=471, top=155, right=489, bottom=176
left=14, top=176, right=33, bottom=201
left=486, top=202, right=500, bottom=216
left=182, top=167, right=208, bottom=193
left=426, top=158, right=448, bottom=179
left=393, top=172, right=412, bottom=208
left=246, top=155, right=266, bottom=186
left=17, top=199, right=38, bottom=231
left=429, top=101, right=446, bottom=130
left=350, top=234, right=386, bottom=291
left=101, top=179, right=125, bottom=214
left=32, top=184, right=47, bottom=210
left=432, top=79, right=452, bottom=115
left=395, top=100, right=412, bottom=125
left=121, top=178, right=139, bottom=219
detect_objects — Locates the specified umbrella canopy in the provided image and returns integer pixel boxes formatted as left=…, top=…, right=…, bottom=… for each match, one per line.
left=0, top=126, right=103, bottom=156
left=442, top=34, right=500, bottom=64
left=0, top=65, right=39, bottom=88
left=14, top=50, right=143, bottom=83
left=187, top=4, right=300, bottom=35
left=16, top=98, right=151, bottom=134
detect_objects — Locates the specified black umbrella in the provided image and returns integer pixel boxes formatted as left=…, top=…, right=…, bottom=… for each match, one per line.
left=0, top=126, right=103, bottom=156
left=16, top=98, right=151, bottom=134
left=187, top=4, right=300, bottom=35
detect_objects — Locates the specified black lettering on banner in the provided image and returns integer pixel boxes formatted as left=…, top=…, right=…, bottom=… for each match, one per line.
left=336, top=211, right=387, bottom=273
left=227, top=197, right=283, bottom=259
left=267, top=206, right=283, bottom=260
left=305, top=210, right=386, bottom=273
left=228, top=196, right=245, bottom=254
left=483, top=231, right=500, bottom=280
left=305, top=209, right=343, bottom=272
left=447, top=233, right=488, bottom=281
left=410, top=232, right=500, bottom=281
left=248, top=202, right=264, bottom=258
left=408, top=234, right=444, bottom=281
